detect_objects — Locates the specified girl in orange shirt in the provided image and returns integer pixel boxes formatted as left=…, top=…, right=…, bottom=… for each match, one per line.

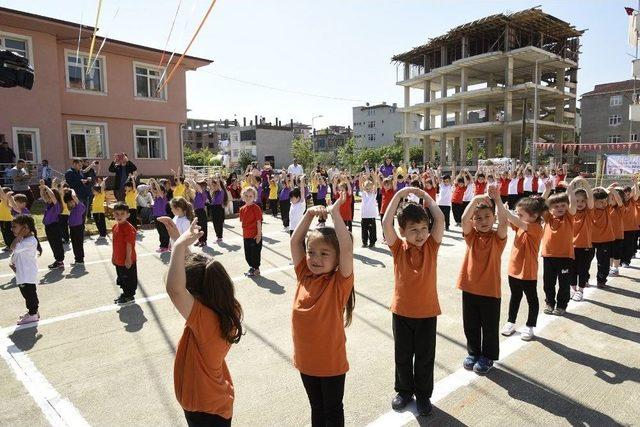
left=591, top=187, right=616, bottom=288
left=608, top=188, right=625, bottom=276
left=164, top=219, right=243, bottom=427
left=571, top=179, right=595, bottom=301
left=290, top=193, right=355, bottom=426
left=620, top=185, right=639, bottom=267
left=497, top=196, right=546, bottom=341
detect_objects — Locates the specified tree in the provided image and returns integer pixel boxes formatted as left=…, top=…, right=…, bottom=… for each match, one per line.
left=291, top=137, right=316, bottom=172
left=184, top=147, right=215, bottom=166
left=238, top=150, right=255, bottom=171
left=337, top=137, right=358, bottom=172
left=409, top=145, right=424, bottom=164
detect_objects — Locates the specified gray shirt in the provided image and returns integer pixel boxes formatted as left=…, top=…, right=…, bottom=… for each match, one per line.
left=6, top=166, right=30, bottom=191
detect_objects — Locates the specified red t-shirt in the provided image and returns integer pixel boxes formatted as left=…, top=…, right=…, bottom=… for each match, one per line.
left=555, top=174, right=566, bottom=187
left=452, top=185, right=466, bottom=204
left=380, top=188, right=395, bottom=214
left=425, top=187, right=437, bottom=201
left=239, top=203, right=263, bottom=238
left=112, top=221, right=137, bottom=266
left=499, top=178, right=510, bottom=196
left=474, top=180, right=487, bottom=195
left=339, top=195, right=353, bottom=221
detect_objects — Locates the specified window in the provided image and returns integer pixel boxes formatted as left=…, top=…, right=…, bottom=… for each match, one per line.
left=0, top=32, right=32, bottom=64
left=68, top=122, right=107, bottom=158
left=12, top=127, right=40, bottom=162
left=610, top=95, right=623, bottom=106
left=134, top=63, right=166, bottom=100
left=134, top=126, right=166, bottom=159
left=66, top=51, right=106, bottom=93
left=240, top=130, right=256, bottom=141
left=368, top=134, right=376, bottom=142
left=632, top=134, right=638, bottom=142
left=196, top=143, right=202, bottom=148
left=368, top=121, right=376, bottom=128
left=607, top=135, right=621, bottom=143
left=609, top=115, right=622, bottom=126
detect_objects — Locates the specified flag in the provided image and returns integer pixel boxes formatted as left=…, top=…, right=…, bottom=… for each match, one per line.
left=626, top=6, right=635, bottom=16
left=630, top=10, right=639, bottom=46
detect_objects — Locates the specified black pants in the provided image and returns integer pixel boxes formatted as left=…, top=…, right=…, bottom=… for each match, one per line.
left=139, top=207, right=152, bottom=225
left=184, top=410, right=230, bottom=427
left=59, top=215, right=70, bottom=243
left=44, top=223, right=64, bottom=262
left=593, top=242, right=611, bottom=285
left=507, top=194, right=519, bottom=210
left=574, top=247, right=595, bottom=288
left=462, top=291, right=500, bottom=360
left=300, top=373, right=345, bottom=427
left=194, top=208, right=208, bottom=243
left=127, top=209, right=138, bottom=229
left=155, top=220, right=170, bottom=248
left=438, top=205, right=450, bottom=229
left=211, top=205, right=225, bottom=239
left=243, top=238, right=262, bottom=269
left=452, top=203, right=464, bottom=224
left=1, top=220, right=14, bottom=247
left=344, top=220, right=352, bottom=233
left=232, top=200, right=243, bottom=214
left=523, top=191, right=533, bottom=198
left=19, top=283, right=38, bottom=315
left=269, top=199, right=278, bottom=217
left=361, top=218, right=377, bottom=246
left=543, top=257, right=573, bottom=310
left=622, top=230, right=637, bottom=265
left=280, top=200, right=291, bottom=228
left=392, top=313, right=436, bottom=398
left=93, top=213, right=107, bottom=237
left=611, top=238, right=624, bottom=261
left=115, top=263, right=138, bottom=297
left=69, top=224, right=85, bottom=262
left=507, top=276, right=539, bottom=327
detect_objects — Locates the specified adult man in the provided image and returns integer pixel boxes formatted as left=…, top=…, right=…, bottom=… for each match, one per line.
left=287, top=158, right=304, bottom=177
left=39, top=159, right=53, bottom=188
left=0, top=137, right=16, bottom=186
left=82, top=159, right=99, bottom=219
left=108, top=153, right=137, bottom=201
left=6, top=159, right=33, bottom=208
left=65, top=159, right=90, bottom=215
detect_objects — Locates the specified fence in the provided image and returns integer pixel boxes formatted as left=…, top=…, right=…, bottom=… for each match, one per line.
left=0, top=163, right=64, bottom=186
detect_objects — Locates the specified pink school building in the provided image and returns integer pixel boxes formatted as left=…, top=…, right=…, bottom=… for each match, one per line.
left=0, top=6, right=211, bottom=177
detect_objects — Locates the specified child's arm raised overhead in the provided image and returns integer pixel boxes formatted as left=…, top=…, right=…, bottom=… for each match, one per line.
left=327, top=192, right=353, bottom=278
left=290, top=205, right=321, bottom=266
left=541, top=178, right=553, bottom=200
left=489, top=185, right=508, bottom=239
left=567, top=177, right=579, bottom=215
left=577, top=176, right=594, bottom=209
left=421, top=187, right=445, bottom=243
left=461, top=194, right=486, bottom=235
left=382, top=187, right=412, bottom=246
left=165, top=219, right=203, bottom=320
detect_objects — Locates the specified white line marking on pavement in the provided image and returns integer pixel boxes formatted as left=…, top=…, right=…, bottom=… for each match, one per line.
left=366, top=285, right=597, bottom=426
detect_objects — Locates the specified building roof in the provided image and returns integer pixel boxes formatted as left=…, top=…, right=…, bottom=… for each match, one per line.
left=356, top=103, right=397, bottom=110
left=581, top=80, right=637, bottom=97
left=392, top=7, right=583, bottom=65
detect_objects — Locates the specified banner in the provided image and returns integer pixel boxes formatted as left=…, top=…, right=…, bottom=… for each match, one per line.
left=535, top=142, right=640, bottom=151
left=605, top=154, right=640, bottom=175
left=478, top=157, right=513, bottom=168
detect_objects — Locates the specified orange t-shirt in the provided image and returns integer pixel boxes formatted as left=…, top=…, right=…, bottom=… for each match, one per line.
left=174, top=300, right=234, bottom=419
left=508, top=222, right=543, bottom=281
left=609, top=206, right=624, bottom=240
left=635, top=200, right=640, bottom=227
left=541, top=212, right=575, bottom=259
left=390, top=236, right=441, bottom=318
left=339, top=194, right=353, bottom=221
left=292, top=259, right=354, bottom=377
left=573, top=209, right=594, bottom=249
left=239, top=203, right=263, bottom=238
left=591, top=207, right=615, bottom=243
left=380, top=188, right=395, bottom=214
left=622, top=202, right=637, bottom=232
left=456, top=229, right=507, bottom=298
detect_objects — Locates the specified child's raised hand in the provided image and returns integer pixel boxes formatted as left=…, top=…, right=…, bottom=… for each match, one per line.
left=38, top=179, right=45, bottom=187
left=174, top=219, right=203, bottom=247
left=308, top=205, right=328, bottom=220
left=156, top=217, right=181, bottom=241
left=487, top=184, right=500, bottom=201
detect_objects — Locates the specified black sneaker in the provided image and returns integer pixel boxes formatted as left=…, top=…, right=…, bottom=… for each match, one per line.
left=48, top=261, right=64, bottom=269
left=115, top=295, right=135, bottom=305
left=391, top=393, right=413, bottom=410
left=416, top=396, right=433, bottom=416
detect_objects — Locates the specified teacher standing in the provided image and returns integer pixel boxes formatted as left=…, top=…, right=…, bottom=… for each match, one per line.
left=108, top=153, right=137, bottom=201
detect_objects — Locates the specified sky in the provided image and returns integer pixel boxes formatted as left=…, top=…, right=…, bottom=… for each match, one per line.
left=1, top=0, right=637, bottom=128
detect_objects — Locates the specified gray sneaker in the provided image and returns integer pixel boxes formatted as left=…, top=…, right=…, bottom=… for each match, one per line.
left=552, top=307, right=565, bottom=316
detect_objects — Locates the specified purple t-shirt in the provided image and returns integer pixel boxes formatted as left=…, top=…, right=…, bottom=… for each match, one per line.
left=317, top=185, right=327, bottom=200
left=12, top=207, right=30, bottom=218
left=193, top=191, right=206, bottom=210
left=279, top=187, right=291, bottom=201
left=153, top=196, right=168, bottom=217
left=380, top=164, right=395, bottom=177
left=43, top=203, right=61, bottom=225
left=68, top=202, right=86, bottom=227
left=255, top=186, right=262, bottom=204
left=211, top=189, right=224, bottom=206
left=396, top=182, right=408, bottom=190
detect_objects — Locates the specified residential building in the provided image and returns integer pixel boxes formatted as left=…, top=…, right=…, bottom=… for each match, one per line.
left=183, top=118, right=238, bottom=152
left=313, top=126, right=352, bottom=153
left=392, top=7, right=582, bottom=166
left=292, top=122, right=312, bottom=139
left=0, top=6, right=211, bottom=179
left=353, top=102, right=421, bottom=148
left=580, top=80, right=640, bottom=161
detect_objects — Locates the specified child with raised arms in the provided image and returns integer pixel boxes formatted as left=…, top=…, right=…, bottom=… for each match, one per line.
left=148, top=178, right=170, bottom=253
left=10, top=214, right=43, bottom=325
left=239, top=187, right=263, bottom=277
left=290, top=192, right=354, bottom=426
left=620, top=184, right=639, bottom=267
left=571, top=178, right=594, bottom=301
left=608, top=188, right=625, bottom=277
left=92, top=178, right=107, bottom=240
left=63, top=189, right=86, bottom=265
left=360, top=173, right=378, bottom=248
left=590, top=187, right=616, bottom=288
left=39, top=180, right=65, bottom=269
left=383, top=186, right=444, bottom=416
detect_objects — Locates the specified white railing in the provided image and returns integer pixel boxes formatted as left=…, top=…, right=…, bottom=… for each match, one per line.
left=0, top=163, right=65, bottom=186
left=182, top=165, right=225, bottom=179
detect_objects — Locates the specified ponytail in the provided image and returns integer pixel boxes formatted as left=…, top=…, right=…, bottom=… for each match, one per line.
left=13, top=214, right=42, bottom=256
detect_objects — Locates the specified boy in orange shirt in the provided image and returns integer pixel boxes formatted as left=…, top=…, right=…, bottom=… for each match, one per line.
left=382, top=186, right=445, bottom=416
left=608, top=188, right=624, bottom=276
left=239, top=187, right=263, bottom=277
left=457, top=185, right=507, bottom=375
left=620, top=185, right=639, bottom=267
left=571, top=178, right=594, bottom=301
left=111, top=202, right=138, bottom=305
left=591, top=187, right=616, bottom=288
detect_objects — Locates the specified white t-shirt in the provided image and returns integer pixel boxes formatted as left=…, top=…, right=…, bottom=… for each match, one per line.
left=361, top=191, right=378, bottom=218
left=287, top=164, right=304, bottom=176
left=437, top=184, right=453, bottom=206
left=289, top=200, right=305, bottom=231
left=523, top=176, right=533, bottom=192
left=538, top=177, right=548, bottom=194
left=11, top=236, right=38, bottom=284
left=508, top=178, right=519, bottom=195
left=171, top=215, right=191, bottom=244
left=463, top=184, right=475, bottom=202
left=408, top=167, right=420, bottom=175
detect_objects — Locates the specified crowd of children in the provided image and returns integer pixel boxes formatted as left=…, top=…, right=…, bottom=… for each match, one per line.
left=3, top=159, right=640, bottom=426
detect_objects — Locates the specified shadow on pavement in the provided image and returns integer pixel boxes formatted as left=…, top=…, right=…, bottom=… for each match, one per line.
left=368, top=246, right=391, bottom=256
left=66, top=264, right=88, bottom=279
left=117, top=303, right=148, bottom=333
left=40, top=268, right=65, bottom=284
left=599, top=285, right=640, bottom=299
left=261, top=235, right=279, bottom=245
left=244, top=324, right=292, bottom=365
left=583, top=298, right=640, bottom=319
left=0, top=250, right=11, bottom=260
left=9, top=326, right=42, bottom=351
left=564, top=311, right=640, bottom=345
left=159, top=252, right=171, bottom=264
left=353, top=253, right=386, bottom=267
left=536, top=337, right=639, bottom=385
left=201, top=246, right=223, bottom=256
left=0, top=277, right=18, bottom=290
left=420, top=407, right=468, bottom=426
left=249, top=275, right=285, bottom=295
left=217, top=241, right=241, bottom=252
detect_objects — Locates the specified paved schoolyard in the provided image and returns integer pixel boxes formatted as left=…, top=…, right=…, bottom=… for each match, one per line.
left=1, top=205, right=639, bottom=426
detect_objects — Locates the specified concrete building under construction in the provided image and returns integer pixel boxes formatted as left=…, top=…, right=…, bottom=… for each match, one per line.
left=393, top=7, right=583, bottom=166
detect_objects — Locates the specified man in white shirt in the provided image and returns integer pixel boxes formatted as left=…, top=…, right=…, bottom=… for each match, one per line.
left=287, top=158, right=304, bottom=177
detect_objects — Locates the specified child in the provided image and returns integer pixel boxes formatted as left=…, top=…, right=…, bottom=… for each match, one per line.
left=111, top=202, right=138, bottom=305
left=165, top=219, right=242, bottom=427
left=39, top=180, right=65, bottom=269
left=268, top=176, right=279, bottom=217
left=360, top=175, right=378, bottom=247
left=457, top=186, right=507, bottom=374
left=63, top=189, right=86, bottom=264
left=92, top=178, right=107, bottom=239
left=316, top=176, right=328, bottom=207
left=58, top=183, right=71, bottom=244
left=378, top=174, right=396, bottom=243
left=170, top=196, right=194, bottom=242
left=383, top=186, right=444, bottom=415
left=435, top=167, right=453, bottom=231
left=289, top=180, right=306, bottom=236
left=290, top=193, right=354, bottom=426
left=10, top=214, right=43, bottom=325
left=239, top=187, right=263, bottom=276
left=591, top=187, right=616, bottom=288
left=337, top=179, right=353, bottom=232
left=571, top=179, right=595, bottom=301
left=541, top=178, right=578, bottom=316
left=149, top=179, right=170, bottom=252
left=621, top=185, right=639, bottom=267
left=451, top=174, right=468, bottom=227
left=208, top=177, right=227, bottom=243
left=136, top=184, right=154, bottom=225
left=124, top=179, right=138, bottom=229
left=0, top=187, right=15, bottom=249
left=172, top=168, right=186, bottom=198
left=189, top=179, right=208, bottom=247
left=498, top=196, right=546, bottom=341
left=608, top=188, right=625, bottom=277
left=474, top=170, right=487, bottom=195
left=279, top=174, right=293, bottom=231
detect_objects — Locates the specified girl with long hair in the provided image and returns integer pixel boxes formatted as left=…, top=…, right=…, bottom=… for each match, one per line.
left=10, top=214, right=43, bottom=325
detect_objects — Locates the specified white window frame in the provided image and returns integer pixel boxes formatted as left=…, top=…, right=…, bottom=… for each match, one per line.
left=133, top=125, right=167, bottom=160
left=0, top=31, right=34, bottom=66
left=609, top=114, right=622, bottom=126
left=607, top=135, right=621, bottom=143
left=610, top=95, right=623, bottom=107
left=11, top=127, right=41, bottom=163
left=631, top=133, right=638, bottom=142
left=64, top=49, right=108, bottom=95
left=67, top=120, right=110, bottom=159
left=132, top=61, right=168, bottom=102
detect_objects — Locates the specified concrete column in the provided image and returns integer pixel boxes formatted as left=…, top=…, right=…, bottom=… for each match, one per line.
left=486, top=133, right=496, bottom=158
left=460, top=100, right=467, bottom=126
left=424, top=108, right=431, bottom=130
left=503, top=57, right=514, bottom=158
left=440, top=46, right=448, bottom=67
left=488, top=73, right=496, bottom=88
left=472, top=138, right=479, bottom=164
left=461, top=67, right=468, bottom=92
left=440, top=135, right=447, bottom=164
left=459, top=131, right=467, bottom=166
left=403, top=138, right=410, bottom=164
left=431, top=138, right=437, bottom=161
left=423, top=80, right=431, bottom=103
left=403, top=61, right=410, bottom=80
left=423, top=138, right=429, bottom=163
left=441, top=74, right=448, bottom=129
left=461, top=36, right=469, bottom=59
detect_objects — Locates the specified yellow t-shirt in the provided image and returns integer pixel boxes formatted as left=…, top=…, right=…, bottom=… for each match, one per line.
left=125, top=190, right=137, bottom=208
left=61, top=201, right=69, bottom=216
left=0, top=201, right=12, bottom=221
left=269, top=182, right=278, bottom=200
left=241, top=180, right=250, bottom=190
left=92, top=192, right=106, bottom=213
left=310, top=180, right=318, bottom=193
left=396, top=166, right=407, bottom=177
left=173, top=183, right=185, bottom=198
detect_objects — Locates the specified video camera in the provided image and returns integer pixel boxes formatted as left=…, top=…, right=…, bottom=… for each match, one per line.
left=0, top=49, right=34, bottom=90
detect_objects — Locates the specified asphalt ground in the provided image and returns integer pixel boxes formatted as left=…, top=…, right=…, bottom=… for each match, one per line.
left=1, top=205, right=638, bottom=426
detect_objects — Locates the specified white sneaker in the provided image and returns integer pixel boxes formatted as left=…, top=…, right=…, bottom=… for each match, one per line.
left=609, top=267, right=619, bottom=277
left=501, top=322, right=516, bottom=336
left=520, top=326, right=534, bottom=341
left=573, top=290, right=583, bottom=301
left=621, top=263, right=630, bottom=268
left=17, top=312, right=40, bottom=325
left=570, top=286, right=577, bottom=298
